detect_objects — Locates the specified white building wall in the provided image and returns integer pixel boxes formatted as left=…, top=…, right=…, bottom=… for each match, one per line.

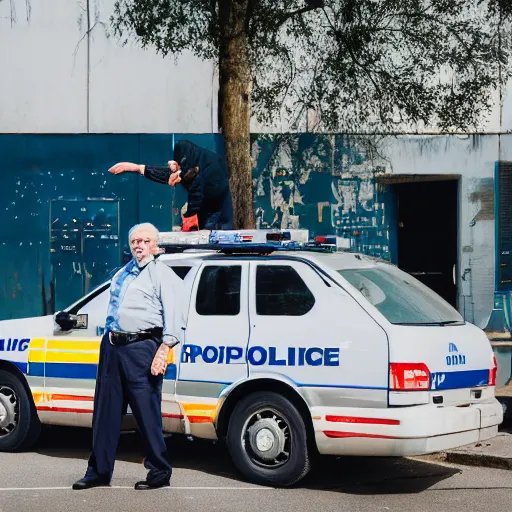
left=380, top=135, right=498, bottom=328
left=2, top=0, right=510, bottom=136
left=0, top=0, right=88, bottom=132
left=0, top=0, right=217, bottom=134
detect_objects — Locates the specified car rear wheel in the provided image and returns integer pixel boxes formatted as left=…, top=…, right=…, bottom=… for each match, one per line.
left=226, top=391, right=311, bottom=487
left=0, top=370, right=40, bottom=451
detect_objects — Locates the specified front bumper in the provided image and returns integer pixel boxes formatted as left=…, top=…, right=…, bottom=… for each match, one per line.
left=312, top=398, right=504, bottom=457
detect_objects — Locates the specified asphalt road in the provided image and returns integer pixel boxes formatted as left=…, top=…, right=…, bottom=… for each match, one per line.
left=0, top=426, right=511, bottom=512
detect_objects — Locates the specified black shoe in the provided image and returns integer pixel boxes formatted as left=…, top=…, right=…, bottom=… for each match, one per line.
left=72, top=477, right=110, bottom=490
left=134, top=480, right=170, bottom=490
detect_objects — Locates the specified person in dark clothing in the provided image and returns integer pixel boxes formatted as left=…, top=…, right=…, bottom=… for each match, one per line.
left=109, top=140, right=233, bottom=231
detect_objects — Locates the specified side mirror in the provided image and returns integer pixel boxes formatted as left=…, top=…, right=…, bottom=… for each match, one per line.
left=54, top=311, right=88, bottom=332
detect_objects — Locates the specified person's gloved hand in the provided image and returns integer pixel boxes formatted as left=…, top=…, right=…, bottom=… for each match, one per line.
left=182, top=214, right=199, bottom=232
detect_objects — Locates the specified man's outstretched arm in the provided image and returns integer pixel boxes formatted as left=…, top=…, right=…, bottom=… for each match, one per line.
left=108, top=162, right=180, bottom=186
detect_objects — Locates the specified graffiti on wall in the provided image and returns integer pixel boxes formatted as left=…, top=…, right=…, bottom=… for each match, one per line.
left=251, top=133, right=393, bottom=259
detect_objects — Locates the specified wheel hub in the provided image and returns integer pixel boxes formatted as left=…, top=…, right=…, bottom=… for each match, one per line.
left=247, top=417, right=287, bottom=462
left=0, top=386, right=18, bottom=436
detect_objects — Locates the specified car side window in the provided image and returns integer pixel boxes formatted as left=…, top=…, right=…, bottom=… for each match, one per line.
left=196, top=265, right=242, bottom=316
left=256, top=265, right=315, bottom=316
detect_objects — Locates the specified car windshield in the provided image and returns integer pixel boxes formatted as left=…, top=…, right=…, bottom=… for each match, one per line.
left=336, top=265, right=464, bottom=325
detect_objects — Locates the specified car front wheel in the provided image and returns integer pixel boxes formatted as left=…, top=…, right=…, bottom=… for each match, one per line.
left=226, top=391, right=311, bottom=487
left=0, top=370, right=40, bottom=451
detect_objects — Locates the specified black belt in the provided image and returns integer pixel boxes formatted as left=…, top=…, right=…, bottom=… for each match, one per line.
left=109, top=327, right=163, bottom=346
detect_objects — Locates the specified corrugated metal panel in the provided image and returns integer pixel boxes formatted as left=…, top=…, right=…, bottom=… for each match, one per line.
left=498, top=162, right=512, bottom=289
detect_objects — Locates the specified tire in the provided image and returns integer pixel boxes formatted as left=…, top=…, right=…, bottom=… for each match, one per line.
left=226, top=391, right=311, bottom=487
left=0, top=370, right=41, bottom=451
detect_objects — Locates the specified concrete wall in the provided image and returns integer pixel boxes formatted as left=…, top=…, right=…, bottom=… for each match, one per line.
left=1, top=0, right=512, bottom=135
left=0, top=0, right=217, bottom=134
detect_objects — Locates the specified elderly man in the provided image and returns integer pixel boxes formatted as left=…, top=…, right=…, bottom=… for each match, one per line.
left=109, top=139, right=234, bottom=232
left=72, top=223, right=182, bottom=491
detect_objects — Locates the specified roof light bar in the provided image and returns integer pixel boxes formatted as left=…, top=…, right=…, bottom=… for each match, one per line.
left=158, top=229, right=310, bottom=247
left=157, top=229, right=349, bottom=255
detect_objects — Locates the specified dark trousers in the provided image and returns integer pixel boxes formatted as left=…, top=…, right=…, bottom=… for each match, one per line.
left=85, top=333, right=172, bottom=484
left=200, top=190, right=234, bottom=230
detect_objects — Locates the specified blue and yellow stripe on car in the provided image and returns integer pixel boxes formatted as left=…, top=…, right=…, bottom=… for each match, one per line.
left=27, top=339, right=178, bottom=380
left=27, top=339, right=206, bottom=430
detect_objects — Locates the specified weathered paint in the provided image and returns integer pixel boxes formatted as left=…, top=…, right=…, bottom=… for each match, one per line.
left=252, top=133, right=500, bottom=330
left=252, top=134, right=393, bottom=260
left=0, top=133, right=224, bottom=319
left=0, top=132, right=501, bottom=333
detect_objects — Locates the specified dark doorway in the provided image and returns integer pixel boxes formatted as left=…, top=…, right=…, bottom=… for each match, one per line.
left=393, top=180, right=458, bottom=307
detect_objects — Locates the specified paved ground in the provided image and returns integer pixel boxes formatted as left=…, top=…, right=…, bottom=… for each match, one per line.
left=0, top=427, right=511, bottom=512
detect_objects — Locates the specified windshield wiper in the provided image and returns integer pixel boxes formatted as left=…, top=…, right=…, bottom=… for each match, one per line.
left=394, top=320, right=463, bottom=326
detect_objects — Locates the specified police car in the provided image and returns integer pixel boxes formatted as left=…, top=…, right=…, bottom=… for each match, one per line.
left=0, top=229, right=503, bottom=487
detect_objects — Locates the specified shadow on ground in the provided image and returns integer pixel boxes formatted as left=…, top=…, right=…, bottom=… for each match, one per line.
left=35, top=425, right=459, bottom=495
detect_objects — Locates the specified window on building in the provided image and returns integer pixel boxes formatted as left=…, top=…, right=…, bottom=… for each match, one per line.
left=256, top=265, right=315, bottom=316
left=196, top=265, right=241, bottom=315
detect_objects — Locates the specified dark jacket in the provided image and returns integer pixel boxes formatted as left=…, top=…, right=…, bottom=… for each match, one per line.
left=173, top=141, right=230, bottom=218
left=144, top=140, right=233, bottom=229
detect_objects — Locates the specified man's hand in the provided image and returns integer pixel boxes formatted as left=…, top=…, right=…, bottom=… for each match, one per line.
left=168, top=160, right=180, bottom=173
left=168, top=172, right=181, bottom=186
left=109, top=162, right=144, bottom=175
left=151, top=344, right=170, bottom=376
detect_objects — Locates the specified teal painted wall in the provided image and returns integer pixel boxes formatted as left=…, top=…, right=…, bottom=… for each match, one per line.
left=252, top=134, right=394, bottom=258
left=0, top=134, right=225, bottom=319
left=0, top=133, right=392, bottom=320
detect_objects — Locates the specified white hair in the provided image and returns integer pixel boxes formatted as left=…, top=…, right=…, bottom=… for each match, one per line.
left=128, top=222, right=159, bottom=242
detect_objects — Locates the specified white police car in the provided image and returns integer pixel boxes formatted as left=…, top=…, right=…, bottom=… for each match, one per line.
left=0, top=229, right=503, bottom=487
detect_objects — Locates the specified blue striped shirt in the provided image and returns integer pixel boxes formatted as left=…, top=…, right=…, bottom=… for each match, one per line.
left=105, top=257, right=183, bottom=346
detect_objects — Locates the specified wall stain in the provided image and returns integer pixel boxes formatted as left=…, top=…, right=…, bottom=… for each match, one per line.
left=469, top=177, right=495, bottom=221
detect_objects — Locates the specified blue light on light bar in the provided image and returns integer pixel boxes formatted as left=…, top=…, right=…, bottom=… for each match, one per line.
left=208, top=229, right=309, bottom=245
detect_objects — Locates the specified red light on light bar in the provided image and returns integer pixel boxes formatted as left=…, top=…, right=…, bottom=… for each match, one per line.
left=389, top=362, right=430, bottom=391
left=489, top=355, right=498, bottom=386
left=315, top=236, right=327, bottom=243
left=266, top=231, right=291, bottom=242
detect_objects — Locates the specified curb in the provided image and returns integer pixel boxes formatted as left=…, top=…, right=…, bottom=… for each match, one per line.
left=444, top=451, right=512, bottom=470
left=437, top=433, right=512, bottom=471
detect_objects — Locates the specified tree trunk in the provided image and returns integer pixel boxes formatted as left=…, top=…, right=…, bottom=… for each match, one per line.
left=218, top=0, right=254, bottom=229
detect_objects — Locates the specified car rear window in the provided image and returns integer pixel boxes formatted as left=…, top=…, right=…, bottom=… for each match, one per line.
left=337, top=266, right=463, bottom=325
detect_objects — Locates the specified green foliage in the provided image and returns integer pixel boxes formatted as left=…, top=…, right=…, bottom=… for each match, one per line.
left=112, top=0, right=511, bottom=133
